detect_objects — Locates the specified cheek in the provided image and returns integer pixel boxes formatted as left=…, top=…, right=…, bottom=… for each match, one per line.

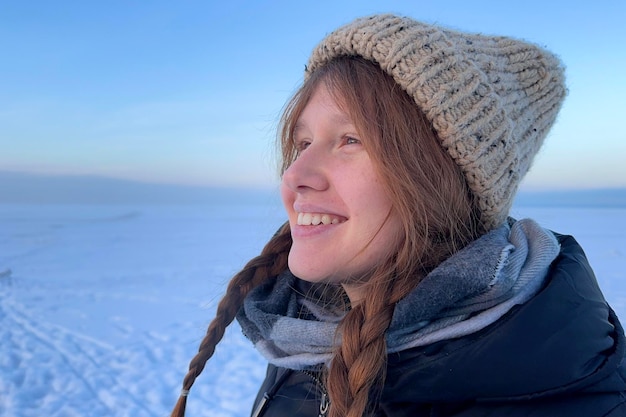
left=350, top=171, right=393, bottom=219
left=379, top=213, right=403, bottom=251
left=359, top=182, right=401, bottom=253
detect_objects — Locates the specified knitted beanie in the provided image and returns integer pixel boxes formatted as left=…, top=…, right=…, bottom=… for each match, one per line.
left=306, top=14, right=567, bottom=231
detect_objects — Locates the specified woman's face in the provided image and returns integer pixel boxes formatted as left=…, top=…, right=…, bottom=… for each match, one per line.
left=280, top=85, right=402, bottom=302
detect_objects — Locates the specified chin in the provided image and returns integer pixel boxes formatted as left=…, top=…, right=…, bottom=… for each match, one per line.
left=289, top=266, right=323, bottom=283
left=288, top=259, right=326, bottom=283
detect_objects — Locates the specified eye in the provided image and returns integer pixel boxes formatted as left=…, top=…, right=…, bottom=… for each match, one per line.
left=294, top=139, right=311, bottom=155
left=345, top=136, right=361, bottom=145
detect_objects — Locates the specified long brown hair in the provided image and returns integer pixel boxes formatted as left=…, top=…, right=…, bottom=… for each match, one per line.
left=171, top=56, right=480, bottom=417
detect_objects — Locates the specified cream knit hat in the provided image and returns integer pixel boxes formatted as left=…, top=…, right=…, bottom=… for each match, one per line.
left=306, top=14, right=567, bottom=231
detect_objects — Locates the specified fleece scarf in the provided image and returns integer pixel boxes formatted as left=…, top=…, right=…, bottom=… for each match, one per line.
left=236, top=218, right=560, bottom=370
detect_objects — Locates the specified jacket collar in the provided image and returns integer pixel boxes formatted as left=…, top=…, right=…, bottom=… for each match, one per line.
left=383, top=234, right=626, bottom=403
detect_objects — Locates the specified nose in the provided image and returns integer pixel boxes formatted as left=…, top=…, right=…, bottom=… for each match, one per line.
left=281, top=146, right=329, bottom=193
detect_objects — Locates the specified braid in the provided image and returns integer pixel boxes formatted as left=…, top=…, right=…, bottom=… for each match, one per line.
left=327, top=272, right=400, bottom=417
left=171, top=222, right=291, bottom=417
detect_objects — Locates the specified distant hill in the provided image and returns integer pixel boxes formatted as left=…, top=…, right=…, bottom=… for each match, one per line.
left=0, top=171, right=278, bottom=205
left=514, top=188, right=626, bottom=208
left=1, top=170, right=625, bottom=207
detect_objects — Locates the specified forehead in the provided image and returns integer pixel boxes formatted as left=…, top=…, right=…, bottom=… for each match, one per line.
left=294, top=86, right=355, bottom=131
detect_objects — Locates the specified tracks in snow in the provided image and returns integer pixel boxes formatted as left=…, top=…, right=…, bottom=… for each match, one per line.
left=0, top=286, right=164, bottom=417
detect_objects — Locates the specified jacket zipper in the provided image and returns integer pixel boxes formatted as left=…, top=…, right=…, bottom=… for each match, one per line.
left=250, top=368, right=330, bottom=417
left=302, top=370, right=330, bottom=417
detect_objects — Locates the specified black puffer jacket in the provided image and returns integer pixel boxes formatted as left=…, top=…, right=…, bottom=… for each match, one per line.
left=250, top=234, right=626, bottom=417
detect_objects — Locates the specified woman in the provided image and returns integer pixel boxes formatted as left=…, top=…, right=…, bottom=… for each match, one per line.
left=172, top=14, right=626, bottom=417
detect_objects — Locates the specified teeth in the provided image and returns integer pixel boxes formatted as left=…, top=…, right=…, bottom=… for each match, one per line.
left=297, top=212, right=343, bottom=226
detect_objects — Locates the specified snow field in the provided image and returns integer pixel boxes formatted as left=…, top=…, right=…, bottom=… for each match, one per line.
left=0, top=201, right=624, bottom=416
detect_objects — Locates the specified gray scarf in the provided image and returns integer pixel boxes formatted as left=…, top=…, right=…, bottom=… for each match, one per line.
left=237, top=218, right=560, bottom=370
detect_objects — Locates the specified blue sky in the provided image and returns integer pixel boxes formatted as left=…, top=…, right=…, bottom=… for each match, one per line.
left=1, top=0, right=625, bottom=190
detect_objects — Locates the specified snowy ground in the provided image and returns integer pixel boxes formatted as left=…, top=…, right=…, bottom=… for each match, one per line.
left=0, top=198, right=624, bottom=417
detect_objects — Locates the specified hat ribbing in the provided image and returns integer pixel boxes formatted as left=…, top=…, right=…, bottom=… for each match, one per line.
left=306, top=14, right=567, bottom=230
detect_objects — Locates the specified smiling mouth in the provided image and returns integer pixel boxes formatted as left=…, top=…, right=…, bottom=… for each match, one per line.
left=297, top=212, right=346, bottom=226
